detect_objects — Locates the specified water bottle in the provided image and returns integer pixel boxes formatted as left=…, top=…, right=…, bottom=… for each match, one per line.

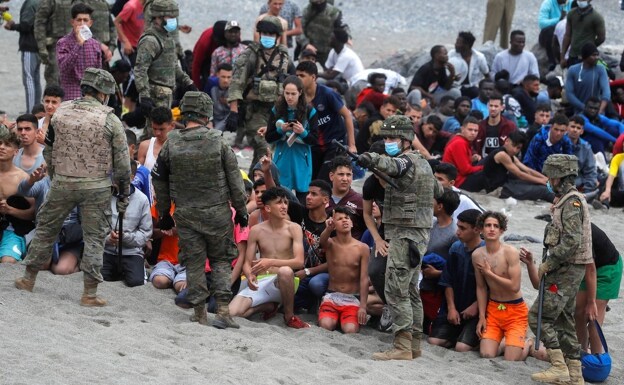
left=79, top=25, right=92, bottom=41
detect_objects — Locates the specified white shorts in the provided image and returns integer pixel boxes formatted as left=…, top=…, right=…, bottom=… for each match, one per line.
left=237, top=275, right=282, bottom=307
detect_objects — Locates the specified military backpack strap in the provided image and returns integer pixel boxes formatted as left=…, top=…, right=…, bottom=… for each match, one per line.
left=138, top=32, right=164, bottom=61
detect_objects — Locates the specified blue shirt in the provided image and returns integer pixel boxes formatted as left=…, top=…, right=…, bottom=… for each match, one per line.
left=442, top=116, right=461, bottom=133
left=565, top=63, right=611, bottom=113
left=438, top=240, right=484, bottom=314
left=313, top=84, right=346, bottom=152
left=471, top=98, right=489, bottom=119
left=572, top=138, right=598, bottom=192
left=581, top=114, right=624, bottom=154
left=523, top=126, right=574, bottom=172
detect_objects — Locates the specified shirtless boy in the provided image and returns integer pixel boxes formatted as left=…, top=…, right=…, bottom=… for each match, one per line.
left=0, top=131, right=35, bottom=263
left=229, top=187, right=309, bottom=328
left=318, top=207, right=369, bottom=333
left=472, top=211, right=527, bottom=361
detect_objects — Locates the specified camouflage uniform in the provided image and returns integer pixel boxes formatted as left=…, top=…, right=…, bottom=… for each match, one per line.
left=152, top=91, right=248, bottom=328
left=135, top=0, right=193, bottom=137
left=358, top=115, right=442, bottom=360
left=530, top=154, right=593, bottom=384
left=34, top=0, right=73, bottom=85
left=16, top=68, right=131, bottom=306
left=82, top=0, right=117, bottom=55
left=143, top=0, right=184, bottom=57
left=228, top=17, right=289, bottom=170
left=299, top=0, right=345, bottom=66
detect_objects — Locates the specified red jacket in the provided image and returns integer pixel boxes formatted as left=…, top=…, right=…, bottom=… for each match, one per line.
left=191, top=27, right=220, bottom=88
left=442, top=135, right=483, bottom=187
left=473, top=116, right=517, bottom=157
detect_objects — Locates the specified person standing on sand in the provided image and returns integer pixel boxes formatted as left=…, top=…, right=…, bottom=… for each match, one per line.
left=152, top=91, right=247, bottom=329
left=15, top=68, right=131, bottom=306
left=356, top=115, right=442, bottom=360
left=483, top=0, right=516, bottom=49
left=529, top=154, right=595, bottom=385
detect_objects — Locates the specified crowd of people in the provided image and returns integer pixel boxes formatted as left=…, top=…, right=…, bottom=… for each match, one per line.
left=0, top=0, right=623, bottom=380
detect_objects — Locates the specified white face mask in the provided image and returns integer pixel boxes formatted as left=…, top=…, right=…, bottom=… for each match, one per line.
left=577, top=1, right=590, bottom=9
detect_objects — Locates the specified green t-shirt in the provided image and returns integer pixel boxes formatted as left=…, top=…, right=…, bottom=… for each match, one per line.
left=567, top=8, right=605, bottom=59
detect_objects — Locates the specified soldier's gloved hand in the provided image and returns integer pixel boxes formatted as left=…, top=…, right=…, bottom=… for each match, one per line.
left=159, top=212, right=175, bottom=231
left=226, top=112, right=239, bottom=132
left=139, top=97, right=155, bottom=117
left=185, top=83, right=198, bottom=93
left=234, top=211, right=248, bottom=228
left=357, top=153, right=373, bottom=169
left=39, top=52, right=50, bottom=65
left=116, top=197, right=129, bottom=214
left=538, top=263, right=549, bottom=280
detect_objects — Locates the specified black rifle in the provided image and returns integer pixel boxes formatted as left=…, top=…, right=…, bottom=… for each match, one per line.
left=535, top=248, right=547, bottom=351
left=331, top=139, right=399, bottom=189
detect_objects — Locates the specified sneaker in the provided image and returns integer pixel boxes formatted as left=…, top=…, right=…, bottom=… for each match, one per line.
left=174, top=289, right=192, bottom=309
left=592, top=200, right=608, bottom=210
left=378, top=305, right=393, bottom=332
left=285, top=315, right=310, bottom=329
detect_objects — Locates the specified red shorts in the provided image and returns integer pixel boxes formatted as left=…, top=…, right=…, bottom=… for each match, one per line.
left=482, top=299, right=528, bottom=348
left=319, top=301, right=359, bottom=326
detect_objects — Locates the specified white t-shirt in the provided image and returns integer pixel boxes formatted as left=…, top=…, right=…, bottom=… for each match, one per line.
left=325, top=46, right=364, bottom=85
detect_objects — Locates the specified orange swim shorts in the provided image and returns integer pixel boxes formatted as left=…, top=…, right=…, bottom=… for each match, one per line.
left=319, top=300, right=359, bottom=326
left=481, top=299, right=528, bottom=348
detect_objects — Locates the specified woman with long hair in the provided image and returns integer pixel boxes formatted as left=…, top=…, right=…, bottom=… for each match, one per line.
left=265, top=75, right=318, bottom=202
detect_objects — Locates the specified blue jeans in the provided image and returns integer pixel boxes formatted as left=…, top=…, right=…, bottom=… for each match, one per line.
left=294, top=273, right=329, bottom=310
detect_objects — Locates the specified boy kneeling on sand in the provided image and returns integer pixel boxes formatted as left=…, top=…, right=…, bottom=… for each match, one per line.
left=318, top=207, right=369, bottom=333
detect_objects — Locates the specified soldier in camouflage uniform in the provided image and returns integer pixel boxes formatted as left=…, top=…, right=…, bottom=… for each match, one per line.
left=135, top=0, right=196, bottom=137
left=298, top=0, right=346, bottom=67
left=143, top=0, right=184, bottom=58
left=529, top=154, right=595, bottom=385
left=151, top=91, right=248, bottom=329
left=227, top=15, right=290, bottom=172
left=357, top=115, right=442, bottom=360
left=82, top=0, right=118, bottom=63
left=15, top=68, right=131, bottom=307
left=35, top=0, right=73, bottom=86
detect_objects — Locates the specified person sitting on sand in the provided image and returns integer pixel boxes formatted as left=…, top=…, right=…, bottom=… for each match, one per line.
left=472, top=211, right=528, bottom=361
left=229, top=187, right=309, bottom=328
left=318, top=207, right=369, bottom=333
left=428, top=209, right=483, bottom=352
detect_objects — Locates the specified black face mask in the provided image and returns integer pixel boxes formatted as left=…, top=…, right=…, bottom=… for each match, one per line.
left=311, top=2, right=327, bottom=12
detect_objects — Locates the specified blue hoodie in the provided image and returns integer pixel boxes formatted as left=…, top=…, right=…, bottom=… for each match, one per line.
left=538, top=0, right=571, bottom=30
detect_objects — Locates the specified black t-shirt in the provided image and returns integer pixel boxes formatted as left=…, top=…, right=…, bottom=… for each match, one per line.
left=362, top=174, right=385, bottom=238
left=484, top=123, right=502, bottom=156
left=591, top=223, right=620, bottom=269
left=483, top=147, right=510, bottom=192
left=301, top=207, right=327, bottom=268
left=409, top=61, right=449, bottom=93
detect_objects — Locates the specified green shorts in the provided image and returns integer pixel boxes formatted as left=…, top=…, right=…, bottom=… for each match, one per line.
left=579, top=256, right=623, bottom=300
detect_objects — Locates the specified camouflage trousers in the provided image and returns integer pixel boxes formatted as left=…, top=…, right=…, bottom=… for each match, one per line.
left=529, top=263, right=586, bottom=360
left=243, top=100, right=271, bottom=173
left=385, top=237, right=426, bottom=335
left=44, top=43, right=59, bottom=86
left=175, top=210, right=238, bottom=307
left=23, top=184, right=111, bottom=282
left=143, top=84, right=173, bottom=139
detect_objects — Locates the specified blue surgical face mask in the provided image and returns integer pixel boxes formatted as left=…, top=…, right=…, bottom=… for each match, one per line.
left=260, top=36, right=276, bottom=49
left=164, top=18, right=177, bottom=32
left=546, top=180, right=554, bottom=194
left=385, top=142, right=401, bottom=156
left=577, top=1, right=589, bottom=9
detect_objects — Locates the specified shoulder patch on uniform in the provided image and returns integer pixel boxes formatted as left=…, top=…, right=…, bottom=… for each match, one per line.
left=393, top=155, right=413, bottom=178
left=572, top=201, right=581, bottom=207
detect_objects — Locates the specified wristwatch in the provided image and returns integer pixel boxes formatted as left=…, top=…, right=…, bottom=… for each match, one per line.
left=304, top=268, right=311, bottom=276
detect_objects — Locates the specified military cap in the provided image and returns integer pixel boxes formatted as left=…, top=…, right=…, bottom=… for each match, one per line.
left=81, top=68, right=116, bottom=95
left=256, top=15, right=283, bottom=35
left=180, top=91, right=213, bottom=119
left=150, top=0, right=179, bottom=18
left=379, top=115, right=414, bottom=142
left=542, top=154, right=579, bottom=179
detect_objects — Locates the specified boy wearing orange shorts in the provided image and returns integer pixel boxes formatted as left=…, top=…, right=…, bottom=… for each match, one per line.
left=318, top=207, right=370, bottom=333
left=472, top=211, right=528, bottom=361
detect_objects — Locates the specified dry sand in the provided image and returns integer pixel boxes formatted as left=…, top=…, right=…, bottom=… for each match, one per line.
left=1, top=1, right=624, bottom=384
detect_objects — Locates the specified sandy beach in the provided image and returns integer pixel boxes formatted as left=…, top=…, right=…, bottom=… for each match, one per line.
left=1, top=1, right=624, bottom=384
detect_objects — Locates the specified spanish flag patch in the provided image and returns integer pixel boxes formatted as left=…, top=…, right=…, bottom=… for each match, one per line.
left=573, top=201, right=581, bottom=207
